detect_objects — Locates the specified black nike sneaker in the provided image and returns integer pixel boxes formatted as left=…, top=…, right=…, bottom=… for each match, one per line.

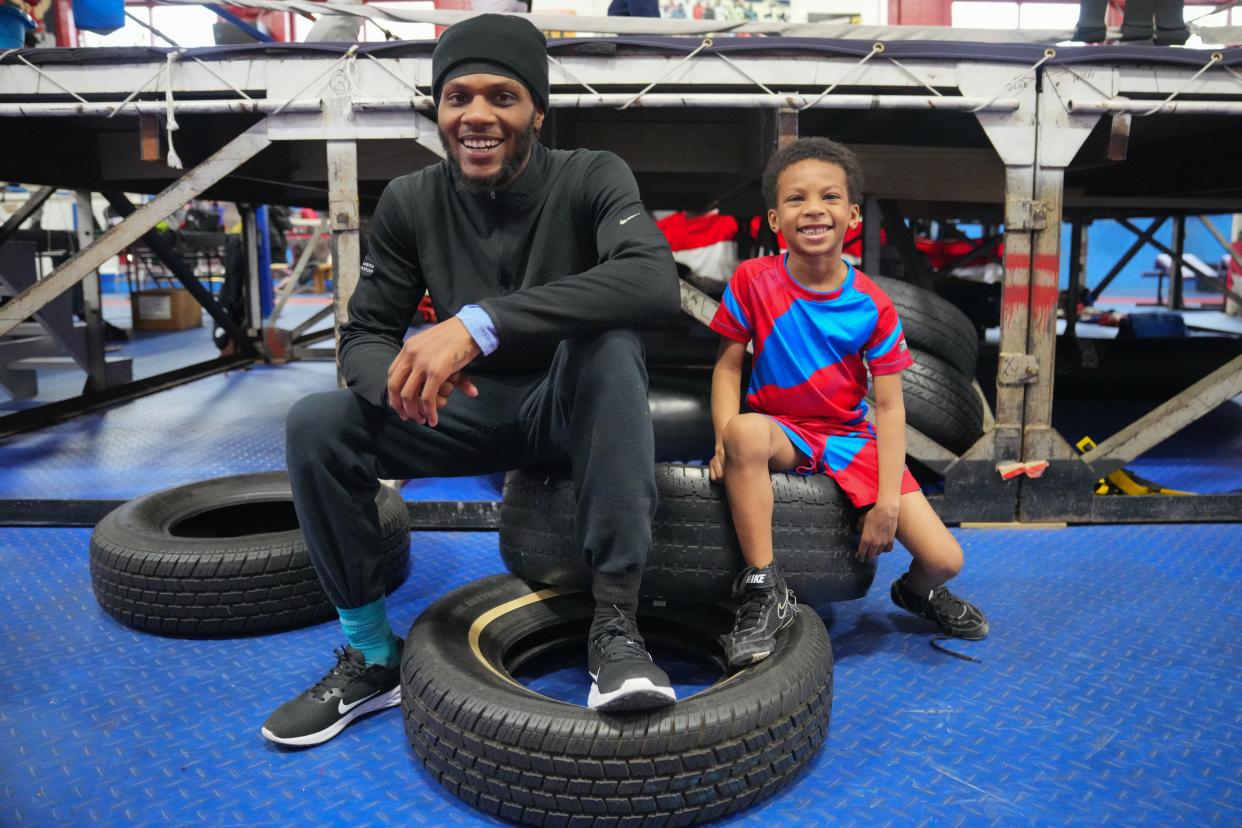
left=587, top=608, right=676, bottom=712
left=261, top=641, right=403, bottom=747
left=721, top=563, right=797, bottom=669
left=891, top=573, right=989, bottom=640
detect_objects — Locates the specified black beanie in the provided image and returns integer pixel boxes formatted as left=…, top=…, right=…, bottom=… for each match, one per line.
left=432, top=15, right=549, bottom=112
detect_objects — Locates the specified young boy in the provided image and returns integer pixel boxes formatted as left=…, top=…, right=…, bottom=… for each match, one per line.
left=708, top=137, right=988, bottom=668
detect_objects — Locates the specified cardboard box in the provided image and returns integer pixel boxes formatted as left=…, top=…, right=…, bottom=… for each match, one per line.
left=131, top=288, right=202, bottom=332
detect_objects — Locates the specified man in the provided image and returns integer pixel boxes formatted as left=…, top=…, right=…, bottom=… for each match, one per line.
left=262, top=14, right=681, bottom=747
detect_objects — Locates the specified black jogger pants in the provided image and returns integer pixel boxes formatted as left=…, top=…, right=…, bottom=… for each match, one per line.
left=285, top=329, right=656, bottom=611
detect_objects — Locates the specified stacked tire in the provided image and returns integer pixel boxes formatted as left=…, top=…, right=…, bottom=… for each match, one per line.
left=873, top=276, right=984, bottom=455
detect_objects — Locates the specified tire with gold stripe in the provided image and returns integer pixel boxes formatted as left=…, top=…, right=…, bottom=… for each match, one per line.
left=401, top=574, right=832, bottom=826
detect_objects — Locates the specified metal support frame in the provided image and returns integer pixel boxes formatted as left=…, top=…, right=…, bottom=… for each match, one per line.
left=1080, top=352, right=1242, bottom=477
left=862, top=197, right=882, bottom=276
left=0, top=497, right=500, bottom=530
left=102, top=191, right=257, bottom=356
left=1088, top=216, right=1167, bottom=303
left=0, top=121, right=272, bottom=339
left=327, top=136, right=360, bottom=388
left=3, top=48, right=1241, bottom=524
left=242, top=206, right=261, bottom=336
left=1196, top=214, right=1242, bottom=307
left=1064, top=219, right=1085, bottom=339
left=1170, top=215, right=1186, bottom=309
left=74, top=191, right=109, bottom=393
left=0, top=354, right=253, bottom=440
left=0, top=185, right=55, bottom=247
left=1114, top=216, right=1219, bottom=284
left=877, top=199, right=934, bottom=290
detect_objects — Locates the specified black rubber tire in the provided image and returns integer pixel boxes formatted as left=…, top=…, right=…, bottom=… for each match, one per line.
left=402, top=573, right=832, bottom=827
left=874, top=275, right=980, bottom=377
left=500, top=463, right=874, bottom=608
left=650, top=368, right=714, bottom=462
left=904, top=348, right=985, bottom=455
left=89, top=472, right=410, bottom=636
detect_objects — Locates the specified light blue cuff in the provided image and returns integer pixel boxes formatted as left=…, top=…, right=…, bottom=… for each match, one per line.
left=455, top=304, right=499, bottom=356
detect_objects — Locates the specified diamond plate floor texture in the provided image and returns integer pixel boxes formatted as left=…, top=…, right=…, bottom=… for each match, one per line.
left=2, top=523, right=1239, bottom=826
left=0, top=362, right=502, bottom=503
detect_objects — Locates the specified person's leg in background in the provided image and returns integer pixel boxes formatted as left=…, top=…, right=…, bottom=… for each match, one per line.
left=1153, top=0, right=1189, bottom=44
left=522, top=328, right=675, bottom=711
left=1072, top=0, right=1109, bottom=42
left=608, top=0, right=661, bottom=16
left=1121, top=0, right=1155, bottom=41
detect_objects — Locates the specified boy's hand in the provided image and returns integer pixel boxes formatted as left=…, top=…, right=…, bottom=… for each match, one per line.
left=708, top=444, right=726, bottom=482
left=856, top=499, right=899, bottom=561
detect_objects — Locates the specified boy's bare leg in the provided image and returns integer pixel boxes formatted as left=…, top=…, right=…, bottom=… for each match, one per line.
left=893, top=489, right=963, bottom=594
left=717, top=414, right=805, bottom=668
left=719, top=413, right=803, bottom=568
left=891, top=489, right=988, bottom=640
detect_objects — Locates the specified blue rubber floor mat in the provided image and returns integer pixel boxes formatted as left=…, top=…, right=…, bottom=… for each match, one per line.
left=0, top=362, right=505, bottom=503
left=3, top=524, right=1239, bottom=826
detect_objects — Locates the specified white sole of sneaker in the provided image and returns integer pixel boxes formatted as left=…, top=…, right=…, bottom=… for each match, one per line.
left=260, top=686, right=402, bottom=747
left=587, top=677, right=677, bottom=712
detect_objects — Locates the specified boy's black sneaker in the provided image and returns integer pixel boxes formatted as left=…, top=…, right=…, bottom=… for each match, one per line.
left=261, top=641, right=403, bottom=747
left=891, top=574, right=989, bottom=640
left=722, top=564, right=797, bottom=670
left=587, top=609, right=676, bottom=712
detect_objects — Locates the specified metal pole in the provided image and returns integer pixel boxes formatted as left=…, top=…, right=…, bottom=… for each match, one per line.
left=327, top=139, right=360, bottom=388
left=256, top=205, right=274, bottom=318
left=242, top=207, right=262, bottom=334
left=862, top=197, right=882, bottom=276
left=1065, top=218, right=1085, bottom=341
left=1170, top=215, right=1185, bottom=310
left=0, top=95, right=1023, bottom=118
left=994, top=166, right=1035, bottom=462
left=74, top=191, right=109, bottom=394
left=1020, top=168, right=1067, bottom=461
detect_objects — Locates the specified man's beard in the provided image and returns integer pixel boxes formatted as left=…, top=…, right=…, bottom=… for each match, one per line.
left=440, top=114, right=540, bottom=194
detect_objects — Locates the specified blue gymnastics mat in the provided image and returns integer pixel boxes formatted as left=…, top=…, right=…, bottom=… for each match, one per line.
left=2, top=523, right=1239, bottom=826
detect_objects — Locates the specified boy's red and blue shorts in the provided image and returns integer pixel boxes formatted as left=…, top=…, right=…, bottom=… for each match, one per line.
left=765, top=415, right=920, bottom=508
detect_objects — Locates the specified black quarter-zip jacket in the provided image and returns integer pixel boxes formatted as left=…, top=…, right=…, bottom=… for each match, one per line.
left=339, top=143, right=680, bottom=406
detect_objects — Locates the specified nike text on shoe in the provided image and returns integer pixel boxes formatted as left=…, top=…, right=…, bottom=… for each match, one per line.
left=587, top=608, right=676, bottom=712
left=891, top=573, right=989, bottom=640
left=261, top=641, right=403, bottom=747
left=722, top=564, right=797, bottom=670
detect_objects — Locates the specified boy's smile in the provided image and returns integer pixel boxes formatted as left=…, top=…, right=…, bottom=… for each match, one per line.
left=768, top=158, right=860, bottom=282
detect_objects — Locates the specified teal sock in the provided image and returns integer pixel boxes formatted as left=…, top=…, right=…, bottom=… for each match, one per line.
left=337, top=597, right=399, bottom=667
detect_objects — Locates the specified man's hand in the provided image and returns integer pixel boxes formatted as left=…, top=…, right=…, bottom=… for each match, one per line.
left=708, top=444, right=726, bottom=482
left=386, top=317, right=481, bottom=427
left=856, top=498, right=899, bottom=561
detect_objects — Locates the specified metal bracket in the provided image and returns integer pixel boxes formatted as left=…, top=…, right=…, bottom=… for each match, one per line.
left=1007, top=198, right=1049, bottom=231
left=998, top=352, right=1039, bottom=386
